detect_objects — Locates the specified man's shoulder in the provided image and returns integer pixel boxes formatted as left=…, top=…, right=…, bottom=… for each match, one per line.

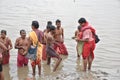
left=61, top=27, right=64, bottom=30
left=6, top=37, right=11, bottom=41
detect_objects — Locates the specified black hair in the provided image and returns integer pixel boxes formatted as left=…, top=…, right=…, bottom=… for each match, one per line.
left=32, top=21, right=39, bottom=29
left=78, top=18, right=87, bottom=24
left=1, top=30, right=7, bottom=35
left=46, top=21, right=52, bottom=29
left=20, top=29, right=26, bottom=34
left=47, top=21, right=52, bottom=26
left=56, top=19, right=61, bottom=24
left=46, top=25, right=52, bottom=29
left=50, top=25, right=56, bottom=31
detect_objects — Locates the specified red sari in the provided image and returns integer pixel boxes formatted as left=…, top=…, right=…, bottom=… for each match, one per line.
left=81, top=23, right=96, bottom=59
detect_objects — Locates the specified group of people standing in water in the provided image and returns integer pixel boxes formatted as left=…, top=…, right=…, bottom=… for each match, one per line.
left=0, top=17, right=97, bottom=80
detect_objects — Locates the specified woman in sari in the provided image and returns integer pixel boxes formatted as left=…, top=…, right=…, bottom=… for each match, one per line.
left=28, top=21, right=43, bottom=76
left=77, top=18, right=96, bottom=71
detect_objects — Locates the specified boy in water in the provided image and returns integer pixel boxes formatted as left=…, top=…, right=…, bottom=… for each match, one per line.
left=0, top=30, right=13, bottom=65
left=54, top=19, right=68, bottom=55
left=15, top=30, right=29, bottom=67
left=72, top=26, right=83, bottom=58
left=46, top=25, right=62, bottom=71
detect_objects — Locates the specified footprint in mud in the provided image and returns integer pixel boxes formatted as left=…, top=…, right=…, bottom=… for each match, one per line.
left=100, top=71, right=109, bottom=75
left=92, top=70, right=109, bottom=80
left=102, top=79, right=108, bottom=80
left=96, top=70, right=109, bottom=76
left=56, top=76, right=59, bottom=79
left=76, top=77, right=80, bottom=80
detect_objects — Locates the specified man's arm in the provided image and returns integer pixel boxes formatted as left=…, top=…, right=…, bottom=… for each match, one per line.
left=22, top=38, right=30, bottom=55
left=14, top=38, right=23, bottom=49
left=0, top=42, right=7, bottom=51
left=61, top=28, right=64, bottom=42
left=8, top=38, right=13, bottom=50
left=75, top=38, right=89, bottom=42
left=72, top=30, right=78, bottom=39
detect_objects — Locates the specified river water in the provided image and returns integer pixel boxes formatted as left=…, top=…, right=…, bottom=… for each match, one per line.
left=0, top=0, right=120, bottom=80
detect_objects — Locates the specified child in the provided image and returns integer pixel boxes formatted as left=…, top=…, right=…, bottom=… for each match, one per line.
left=72, top=26, right=84, bottom=58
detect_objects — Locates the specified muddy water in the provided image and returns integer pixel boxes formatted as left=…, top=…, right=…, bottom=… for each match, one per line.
left=0, top=0, right=120, bottom=80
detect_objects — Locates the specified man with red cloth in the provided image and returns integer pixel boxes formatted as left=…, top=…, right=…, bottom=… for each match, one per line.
left=54, top=19, right=68, bottom=55
left=77, top=18, right=96, bottom=71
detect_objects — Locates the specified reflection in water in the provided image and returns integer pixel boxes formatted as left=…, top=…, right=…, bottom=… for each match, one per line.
left=44, top=55, right=68, bottom=73
left=42, top=63, right=51, bottom=76
left=17, top=66, right=29, bottom=80
left=3, top=64, right=11, bottom=80
left=76, top=58, right=83, bottom=72
left=41, top=55, right=68, bottom=79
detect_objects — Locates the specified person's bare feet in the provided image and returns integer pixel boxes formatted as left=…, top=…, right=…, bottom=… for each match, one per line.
left=32, top=73, right=35, bottom=76
left=88, top=67, right=91, bottom=71
left=47, top=62, right=50, bottom=65
left=38, top=72, right=41, bottom=76
left=25, top=77, right=33, bottom=80
left=77, top=54, right=80, bottom=57
left=82, top=68, right=86, bottom=72
left=47, top=57, right=51, bottom=65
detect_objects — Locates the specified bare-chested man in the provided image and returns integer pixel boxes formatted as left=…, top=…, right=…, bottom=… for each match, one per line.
left=15, top=30, right=28, bottom=67
left=54, top=19, right=68, bottom=55
left=0, top=30, right=13, bottom=65
left=0, top=42, right=7, bottom=80
left=46, top=25, right=62, bottom=71
left=42, top=21, right=52, bottom=60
